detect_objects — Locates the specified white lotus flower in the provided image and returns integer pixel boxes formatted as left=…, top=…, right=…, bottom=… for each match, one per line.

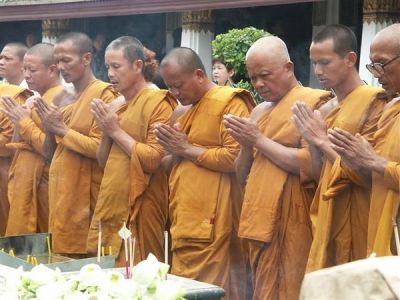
left=155, top=280, right=185, bottom=300
left=76, top=263, right=107, bottom=289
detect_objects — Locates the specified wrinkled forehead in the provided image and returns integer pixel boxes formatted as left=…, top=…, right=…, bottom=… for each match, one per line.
left=370, top=37, right=398, bottom=61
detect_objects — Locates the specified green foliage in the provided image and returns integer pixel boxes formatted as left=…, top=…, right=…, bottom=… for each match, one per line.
left=212, top=27, right=271, bottom=81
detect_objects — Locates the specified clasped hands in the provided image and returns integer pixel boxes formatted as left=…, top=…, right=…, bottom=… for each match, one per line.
left=91, top=98, right=122, bottom=137
left=223, top=114, right=262, bottom=148
left=34, top=97, right=68, bottom=136
left=154, top=123, right=190, bottom=156
left=0, top=96, right=31, bottom=124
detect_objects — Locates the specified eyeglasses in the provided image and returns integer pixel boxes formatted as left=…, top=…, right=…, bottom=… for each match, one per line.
left=366, top=55, right=400, bottom=76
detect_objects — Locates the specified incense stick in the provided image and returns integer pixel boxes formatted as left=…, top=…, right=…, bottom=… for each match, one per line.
left=129, top=236, right=133, bottom=270
left=164, top=231, right=168, bottom=265
left=97, top=220, right=102, bottom=263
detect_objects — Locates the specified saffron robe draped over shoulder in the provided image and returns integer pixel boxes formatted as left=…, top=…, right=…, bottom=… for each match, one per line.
left=169, top=86, right=254, bottom=300
left=367, top=99, right=400, bottom=256
left=238, top=85, right=328, bottom=300
left=87, top=88, right=177, bottom=264
left=48, top=80, right=117, bottom=254
left=6, top=85, right=63, bottom=236
left=0, top=83, right=33, bottom=235
left=306, top=85, right=385, bottom=272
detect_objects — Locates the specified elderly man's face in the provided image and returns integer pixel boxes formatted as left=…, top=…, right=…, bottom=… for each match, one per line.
left=246, top=52, right=292, bottom=102
left=369, top=38, right=400, bottom=97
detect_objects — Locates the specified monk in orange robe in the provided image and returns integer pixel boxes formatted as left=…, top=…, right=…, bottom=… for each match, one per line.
left=35, top=32, right=117, bottom=255
left=2, top=43, right=63, bottom=235
left=86, top=36, right=177, bottom=265
left=292, top=25, right=386, bottom=272
left=224, top=36, right=328, bottom=300
left=155, top=47, right=254, bottom=300
left=0, top=84, right=32, bottom=235
left=328, top=24, right=400, bottom=257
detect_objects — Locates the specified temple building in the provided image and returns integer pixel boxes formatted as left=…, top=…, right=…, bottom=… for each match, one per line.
left=0, top=0, right=399, bottom=86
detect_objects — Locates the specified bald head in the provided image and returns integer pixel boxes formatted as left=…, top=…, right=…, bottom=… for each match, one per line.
left=56, top=32, right=93, bottom=55
left=246, top=36, right=290, bottom=65
left=160, top=47, right=205, bottom=74
left=3, top=43, right=28, bottom=61
left=372, top=23, right=400, bottom=54
left=26, top=43, right=56, bottom=67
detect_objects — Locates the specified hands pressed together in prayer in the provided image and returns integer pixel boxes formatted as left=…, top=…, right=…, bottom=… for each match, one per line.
left=91, top=98, right=121, bottom=138
left=35, top=97, right=68, bottom=137
left=291, top=101, right=328, bottom=147
left=328, top=127, right=388, bottom=175
left=1, top=96, right=31, bottom=124
left=154, top=123, right=190, bottom=156
left=223, top=114, right=262, bottom=148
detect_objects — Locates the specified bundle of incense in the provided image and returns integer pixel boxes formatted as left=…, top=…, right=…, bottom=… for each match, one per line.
left=47, top=236, right=52, bottom=257
left=9, top=249, right=15, bottom=256
left=101, top=246, right=105, bottom=257
left=97, top=220, right=102, bottom=263
left=164, top=231, right=168, bottom=265
left=108, top=246, right=113, bottom=256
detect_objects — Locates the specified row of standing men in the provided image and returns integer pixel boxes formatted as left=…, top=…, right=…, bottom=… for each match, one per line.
left=0, top=23, right=399, bottom=300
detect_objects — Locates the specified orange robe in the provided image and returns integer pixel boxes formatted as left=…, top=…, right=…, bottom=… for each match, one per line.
left=367, top=98, right=400, bottom=256
left=87, top=88, right=177, bottom=264
left=238, top=86, right=328, bottom=300
left=6, top=85, right=63, bottom=236
left=0, top=84, right=32, bottom=235
left=169, top=86, right=254, bottom=300
left=48, top=80, right=117, bottom=254
left=307, top=86, right=385, bottom=272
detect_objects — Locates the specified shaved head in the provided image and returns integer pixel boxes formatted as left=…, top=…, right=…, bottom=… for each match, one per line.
left=246, top=36, right=290, bottom=65
left=3, top=42, right=28, bottom=60
left=56, top=32, right=93, bottom=55
left=160, top=47, right=205, bottom=74
left=372, top=23, right=400, bottom=54
left=26, top=43, right=55, bottom=67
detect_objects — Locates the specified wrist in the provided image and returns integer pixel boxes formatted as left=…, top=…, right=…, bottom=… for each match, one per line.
left=371, top=156, right=388, bottom=175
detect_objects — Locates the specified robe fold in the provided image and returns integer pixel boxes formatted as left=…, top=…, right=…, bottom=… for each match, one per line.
left=6, top=85, right=63, bottom=236
left=307, top=86, right=385, bottom=272
left=169, top=86, right=254, bottom=300
left=367, top=98, right=400, bottom=256
left=0, top=84, right=33, bottom=235
left=49, top=80, right=117, bottom=254
left=87, top=88, right=177, bottom=265
left=238, top=85, right=328, bottom=300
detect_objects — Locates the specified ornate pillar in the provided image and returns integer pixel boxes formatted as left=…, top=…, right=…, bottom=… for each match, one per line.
left=181, top=10, right=214, bottom=76
left=309, top=0, right=340, bottom=87
left=42, top=19, right=70, bottom=44
left=359, top=0, right=400, bottom=86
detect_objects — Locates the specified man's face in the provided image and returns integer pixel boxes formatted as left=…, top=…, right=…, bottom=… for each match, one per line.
left=105, top=48, right=141, bottom=97
left=23, top=54, right=55, bottom=95
left=54, top=41, right=88, bottom=83
left=0, top=46, right=24, bottom=83
left=309, top=39, right=350, bottom=89
left=246, top=52, right=291, bottom=102
left=160, top=62, right=202, bottom=105
left=369, top=39, right=400, bottom=97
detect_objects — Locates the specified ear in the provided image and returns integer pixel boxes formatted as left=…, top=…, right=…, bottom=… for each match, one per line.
left=134, top=59, right=144, bottom=74
left=284, top=61, right=294, bottom=75
left=228, top=69, right=235, bottom=78
left=345, top=51, right=357, bottom=67
left=194, top=68, right=205, bottom=81
left=82, top=52, right=92, bottom=66
left=48, top=64, right=58, bottom=76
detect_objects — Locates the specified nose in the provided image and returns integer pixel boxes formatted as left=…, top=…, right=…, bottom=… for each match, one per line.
left=57, top=61, right=64, bottom=71
left=23, top=69, right=31, bottom=80
left=313, top=63, right=323, bottom=76
left=252, top=77, right=265, bottom=90
left=107, top=69, right=114, bottom=81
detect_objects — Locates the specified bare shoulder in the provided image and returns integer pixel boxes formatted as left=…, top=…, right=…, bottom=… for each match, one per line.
left=171, top=104, right=191, bottom=125
left=250, top=101, right=273, bottom=122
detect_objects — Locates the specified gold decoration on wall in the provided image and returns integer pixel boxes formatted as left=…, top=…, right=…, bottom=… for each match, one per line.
left=363, top=0, right=400, bottom=24
left=42, top=19, right=70, bottom=40
left=182, top=10, right=213, bottom=33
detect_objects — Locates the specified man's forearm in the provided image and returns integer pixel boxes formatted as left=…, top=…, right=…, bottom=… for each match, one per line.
left=235, top=146, right=254, bottom=184
left=97, top=134, right=113, bottom=168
